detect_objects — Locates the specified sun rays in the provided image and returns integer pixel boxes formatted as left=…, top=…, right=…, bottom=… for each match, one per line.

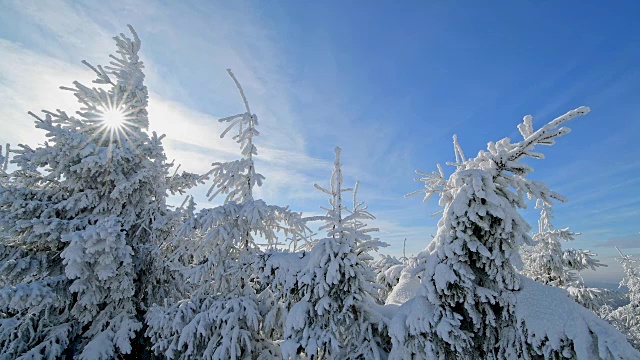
left=100, top=107, right=126, bottom=130
left=85, top=89, right=150, bottom=172
left=91, top=88, right=145, bottom=150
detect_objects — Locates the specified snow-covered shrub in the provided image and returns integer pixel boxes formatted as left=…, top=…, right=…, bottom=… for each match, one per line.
left=0, top=26, right=198, bottom=359
left=282, top=147, right=387, bottom=359
left=389, top=107, right=638, bottom=359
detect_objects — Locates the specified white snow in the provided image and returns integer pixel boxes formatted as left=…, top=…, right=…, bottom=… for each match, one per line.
left=1, top=23, right=637, bottom=360
left=515, top=276, right=639, bottom=359
left=385, top=268, right=421, bottom=306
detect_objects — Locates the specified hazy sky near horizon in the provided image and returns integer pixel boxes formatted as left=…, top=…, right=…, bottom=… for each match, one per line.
left=1, top=0, right=639, bottom=285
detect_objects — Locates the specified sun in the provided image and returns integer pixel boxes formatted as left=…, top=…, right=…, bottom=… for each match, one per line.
left=100, top=108, right=126, bottom=130
left=92, top=94, right=141, bottom=149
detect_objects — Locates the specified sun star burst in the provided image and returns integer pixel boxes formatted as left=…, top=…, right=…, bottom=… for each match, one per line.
left=100, top=108, right=126, bottom=130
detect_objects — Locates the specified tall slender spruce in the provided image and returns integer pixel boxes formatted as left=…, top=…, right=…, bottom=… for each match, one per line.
left=146, top=69, right=308, bottom=360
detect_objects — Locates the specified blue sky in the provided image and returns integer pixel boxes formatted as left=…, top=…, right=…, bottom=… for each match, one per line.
left=1, top=0, right=639, bottom=286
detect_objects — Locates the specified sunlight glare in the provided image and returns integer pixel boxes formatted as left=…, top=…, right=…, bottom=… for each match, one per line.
left=101, top=108, right=126, bottom=130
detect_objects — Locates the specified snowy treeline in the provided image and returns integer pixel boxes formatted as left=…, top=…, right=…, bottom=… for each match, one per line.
left=601, top=248, right=640, bottom=349
left=1, top=26, right=639, bottom=360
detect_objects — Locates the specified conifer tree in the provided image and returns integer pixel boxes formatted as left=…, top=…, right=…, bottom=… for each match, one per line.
left=0, top=144, right=8, bottom=175
left=602, top=248, right=640, bottom=349
left=145, top=69, right=308, bottom=360
left=0, top=26, right=199, bottom=359
left=521, top=201, right=607, bottom=311
left=390, top=107, right=638, bottom=359
left=370, top=254, right=405, bottom=303
left=282, top=147, right=386, bottom=359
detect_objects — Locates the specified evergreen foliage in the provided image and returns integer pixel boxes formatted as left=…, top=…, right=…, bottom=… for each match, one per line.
left=389, top=108, right=638, bottom=359
left=0, top=26, right=200, bottom=359
left=145, top=69, right=308, bottom=360
left=282, top=148, right=387, bottom=359
left=1, top=25, right=637, bottom=360
left=602, top=248, right=640, bottom=350
left=521, top=201, right=607, bottom=311
left=370, top=254, right=405, bottom=303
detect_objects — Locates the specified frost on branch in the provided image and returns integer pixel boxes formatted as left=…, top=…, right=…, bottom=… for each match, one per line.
left=255, top=250, right=309, bottom=341
left=207, top=69, right=264, bottom=204
left=390, top=107, right=637, bottom=359
left=282, top=147, right=387, bottom=359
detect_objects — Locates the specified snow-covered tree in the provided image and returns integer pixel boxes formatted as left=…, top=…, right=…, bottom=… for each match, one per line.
left=389, top=107, right=638, bottom=359
left=371, top=254, right=406, bottom=303
left=282, top=147, right=387, bottom=359
left=347, top=181, right=382, bottom=248
left=0, top=26, right=201, bottom=359
left=0, top=144, right=8, bottom=174
left=145, top=69, right=308, bottom=360
left=0, top=144, right=8, bottom=191
left=602, top=248, right=640, bottom=349
left=521, top=201, right=607, bottom=311
left=255, top=249, right=309, bottom=343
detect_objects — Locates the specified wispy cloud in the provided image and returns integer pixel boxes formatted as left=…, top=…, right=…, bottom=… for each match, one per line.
left=6, top=0, right=115, bottom=62
left=0, top=0, right=471, bottom=258
left=579, top=255, right=625, bottom=284
left=595, top=233, right=640, bottom=249
left=0, top=2, right=350, bottom=217
left=0, top=40, right=90, bottom=145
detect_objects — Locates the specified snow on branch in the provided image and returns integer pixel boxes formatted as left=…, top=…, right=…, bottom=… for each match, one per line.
left=206, top=69, right=264, bottom=203
left=506, top=106, right=590, bottom=163
left=405, top=163, right=447, bottom=204
left=206, top=159, right=264, bottom=203
left=410, top=107, right=590, bottom=209
left=58, top=25, right=149, bottom=133
left=0, top=144, right=9, bottom=173
left=218, top=69, right=259, bottom=159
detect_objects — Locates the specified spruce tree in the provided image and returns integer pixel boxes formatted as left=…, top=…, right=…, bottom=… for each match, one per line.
left=0, top=26, right=199, bottom=359
left=602, top=248, right=640, bottom=349
left=521, top=201, right=607, bottom=311
left=390, top=107, right=638, bottom=359
left=282, top=147, right=386, bottom=359
left=145, top=69, right=308, bottom=360
left=370, top=254, right=405, bottom=304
